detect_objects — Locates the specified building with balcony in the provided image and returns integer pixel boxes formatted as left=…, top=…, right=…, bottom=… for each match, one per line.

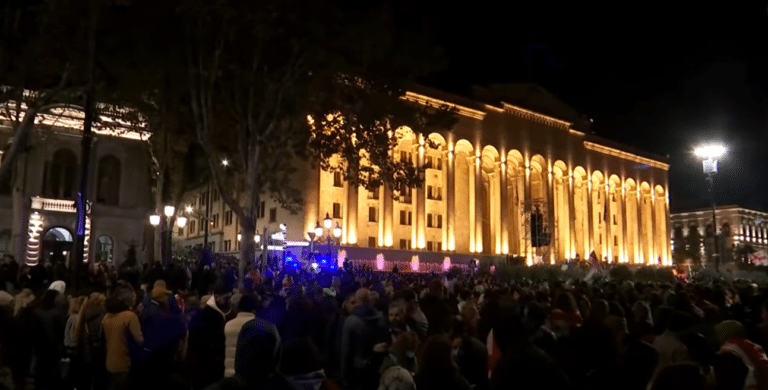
left=176, top=84, right=672, bottom=268
left=0, top=101, right=154, bottom=266
left=671, top=205, right=768, bottom=265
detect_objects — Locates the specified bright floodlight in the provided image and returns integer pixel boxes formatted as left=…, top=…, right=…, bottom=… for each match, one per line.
left=255, top=234, right=261, bottom=243
left=333, top=223, right=342, bottom=238
left=237, top=233, right=241, bottom=241
left=221, top=159, right=229, bottom=167
left=176, top=216, right=188, bottom=228
left=279, top=223, right=287, bottom=231
left=324, top=213, right=332, bottom=229
left=164, top=205, right=175, bottom=217
left=149, top=215, right=161, bottom=226
left=185, top=205, right=193, bottom=213
left=694, top=144, right=726, bottom=159
left=314, top=223, right=324, bottom=238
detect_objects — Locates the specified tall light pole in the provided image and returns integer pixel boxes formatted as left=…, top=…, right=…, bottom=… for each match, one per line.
left=149, top=205, right=186, bottom=266
left=694, top=144, right=726, bottom=271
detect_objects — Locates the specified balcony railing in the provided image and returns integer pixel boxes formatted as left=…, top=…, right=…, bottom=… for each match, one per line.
left=30, top=197, right=76, bottom=213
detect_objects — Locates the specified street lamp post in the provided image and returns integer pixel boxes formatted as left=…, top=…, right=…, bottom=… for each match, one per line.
left=695, top=144, right=726, bottom=272
left=149, top=206, right=186, bottom=265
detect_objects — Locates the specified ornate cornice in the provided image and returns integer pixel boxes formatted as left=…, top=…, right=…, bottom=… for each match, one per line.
left=584, top=141, right=669, bottom=170
left=501, top=102, right=571, bottom=130
left=403, top=92, right=486, bottom=120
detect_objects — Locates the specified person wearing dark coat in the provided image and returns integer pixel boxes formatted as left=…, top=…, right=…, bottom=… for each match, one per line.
left=187, top=287, right=231, bottom=390
left=31, top=289, right=67, bottom=389
left=339, top=289, right=386, bottom=390
left=204, top=316, right=300, bottom=390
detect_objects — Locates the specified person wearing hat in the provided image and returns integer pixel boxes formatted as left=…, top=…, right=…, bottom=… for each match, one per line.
left=133, top=280, right=187, bottom=388
left=715, top=320, right=768, bottom=390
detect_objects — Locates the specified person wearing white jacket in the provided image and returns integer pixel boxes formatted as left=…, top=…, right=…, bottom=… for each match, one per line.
left=223, top=294, right=259, bottom=377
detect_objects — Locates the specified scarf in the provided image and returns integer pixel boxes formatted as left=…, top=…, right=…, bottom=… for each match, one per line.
left=722, top=338, right=768, bottom=390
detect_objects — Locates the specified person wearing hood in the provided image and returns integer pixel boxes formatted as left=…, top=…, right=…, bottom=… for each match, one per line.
left=340, top=288, right=386, bottom=390
left=103, top=283, right=143, bottom=390
left=188, top=285, right=231, bottom=390
left=280, top=338, right=340, bottom=390
left=31, top=285, right=67, bottom=389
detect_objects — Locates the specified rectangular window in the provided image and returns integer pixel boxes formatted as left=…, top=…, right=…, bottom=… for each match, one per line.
left=437, top=242, right=442, bottom=251
left=435, top=186, right=442, bottom=200
left=613, top=215, right=617, bottom=225
left=427, top=213, right=433, bottom=228
left=333, top=203, right=342, bottom=219
left=209, top=242, right=216, bottom=252
left=225, top=210, right=233, bottom=226
left=399, top=210, right=412, bottom=226
left=437, top=215, right=443, bottom=228
left=400, top=187, right=412, bottom=203
left=368, top=237, right=376, bottom=247
left=613, top=236, right=618, bottom=246
left=333, top=171, right=343, bottom=187
left=178, top=228, right=184, bottom=236
left=425, top=156, right=433, bottom=169
left=427, top=186, right=433, bottom=199
left=436, top=158, right=442, bottom=170
left=269, top=208, right=277, bottom=223
left=212, top=189, right=219, bottom=202
left=400, top=239, right=408, bottom=249
left=212, top=214, right=219, bottom=229
left=190, top=220, right=196, bottom=234
left=201, top=191, right=209, bottom=206
left=369, top=207, right=378, bottom=222
left=260, top=202, right=266, bottom=219
left=400, top=151, right=412, bottom=164
left=427, top=241, right=433, bottom=251
left=368, top=188, right=380, bottom=200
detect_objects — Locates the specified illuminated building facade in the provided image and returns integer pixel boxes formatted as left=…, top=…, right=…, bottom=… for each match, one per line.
left=671, top=205, right=768, bottom=265
left=178, top=84, right=672, bottom=267
left=0, top=101, right=154, bottom=265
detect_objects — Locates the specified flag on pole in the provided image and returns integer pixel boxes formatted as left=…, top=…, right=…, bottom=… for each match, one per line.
left=588, top=250, right=602, bottom=273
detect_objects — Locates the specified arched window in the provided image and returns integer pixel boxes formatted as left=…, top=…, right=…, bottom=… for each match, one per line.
left=97, top=235, right=113, bottom=262
left=97, top=155, right=121, bottom=206
left=43, top=149, right=77, bottom=199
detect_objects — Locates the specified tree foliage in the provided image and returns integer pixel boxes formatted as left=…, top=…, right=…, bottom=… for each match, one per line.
left=182, top=0, right=457, bottom=282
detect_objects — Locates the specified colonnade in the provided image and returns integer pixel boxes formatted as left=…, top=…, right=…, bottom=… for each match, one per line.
left=319, top=130, right=671, bottom=265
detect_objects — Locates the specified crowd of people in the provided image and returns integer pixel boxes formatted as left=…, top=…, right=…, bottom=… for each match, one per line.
left=2, top=253, right=768, bottom=390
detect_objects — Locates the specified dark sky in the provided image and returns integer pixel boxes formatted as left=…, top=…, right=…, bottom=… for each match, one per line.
left=422, top=1, right=768, bottom=212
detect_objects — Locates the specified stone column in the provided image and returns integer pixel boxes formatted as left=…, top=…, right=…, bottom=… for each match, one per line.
left=587, top=179, right=594, bottom=258
left=568, top=174, right=577, bottom=259
left=546, top=167, right=556, bottom=263
left=468, top=156, right=476, bottom=252
left=446, top=150, right=455, bottom=251
left=383, top=186, right=394, bottom=247
left=604, top=184, right=612, bottom=262
left=415, top=143, right=426, bottom=249
left=666, top=193, right=672, bottom=265
left=621, top=186, right=629, bottom=263
left=500, top=161, right=509, bottom=254
left=474, top=155, right=483, bottom=253
left=650, top=192, right=658, bottom=265
left=345, top=183, right=358, bottom=245
left=524, top=164, right=532, bottom=260
left=636, top=188, right=644, bottom=264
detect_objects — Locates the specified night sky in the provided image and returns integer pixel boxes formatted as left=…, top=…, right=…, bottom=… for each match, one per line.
left=422, top=1, right=768, bottom=212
